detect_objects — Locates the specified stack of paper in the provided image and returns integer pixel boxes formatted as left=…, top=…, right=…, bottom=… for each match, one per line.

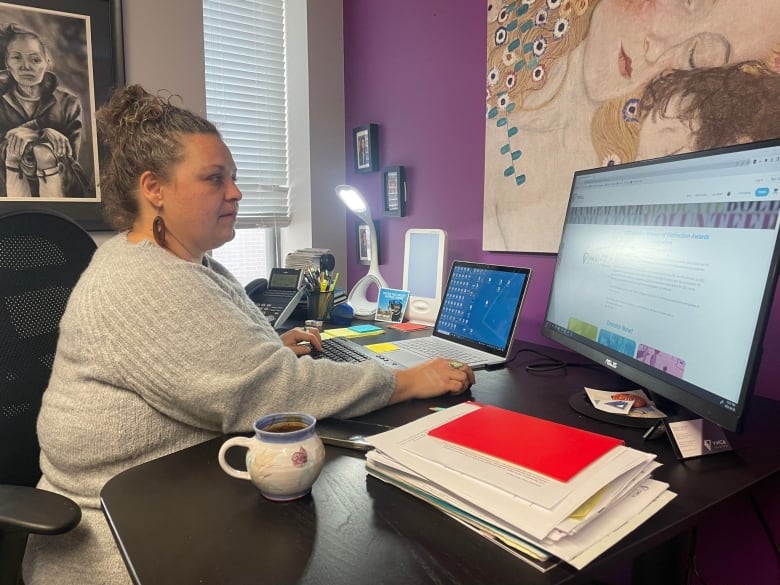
left=366, top=402, right=676, bottom=572
left=284, top=247, right=333, bottom=271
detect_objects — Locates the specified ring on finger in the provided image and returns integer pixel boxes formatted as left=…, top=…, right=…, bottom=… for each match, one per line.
left=449, top=361, right=464, bottom=370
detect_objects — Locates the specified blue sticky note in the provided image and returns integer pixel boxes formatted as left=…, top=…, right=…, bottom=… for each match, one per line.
left=350, top=324, right=382, bottom=333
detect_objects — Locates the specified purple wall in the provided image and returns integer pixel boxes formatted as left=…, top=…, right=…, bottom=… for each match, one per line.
left=341, top=2, right=780, bottom=583
left=342, top=0, right=780, bottom=404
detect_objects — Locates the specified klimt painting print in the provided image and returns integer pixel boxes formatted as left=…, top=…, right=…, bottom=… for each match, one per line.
left=483, top=0, right=780, bottom=253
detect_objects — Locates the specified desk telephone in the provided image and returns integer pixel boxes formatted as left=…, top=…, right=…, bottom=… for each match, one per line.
left=246, top=268, right=306, bottom=330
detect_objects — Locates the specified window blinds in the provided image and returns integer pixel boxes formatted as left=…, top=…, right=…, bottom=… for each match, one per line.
left=203, top=0, right=290, bottom=228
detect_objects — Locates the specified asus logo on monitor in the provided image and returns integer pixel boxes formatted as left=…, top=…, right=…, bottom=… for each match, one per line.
left=605, top=358, right=618, bottom=369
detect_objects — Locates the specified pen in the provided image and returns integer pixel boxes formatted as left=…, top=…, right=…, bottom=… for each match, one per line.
left=303, top=267, right=321, bottom=292
left=642, top=420, right=664, bottom=440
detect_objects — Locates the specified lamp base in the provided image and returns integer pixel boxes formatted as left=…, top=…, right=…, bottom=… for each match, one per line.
left=347, top=272, right=388, bottom=319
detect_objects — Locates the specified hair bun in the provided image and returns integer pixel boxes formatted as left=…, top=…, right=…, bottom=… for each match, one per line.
left=97, top=85, right=172, bottom=148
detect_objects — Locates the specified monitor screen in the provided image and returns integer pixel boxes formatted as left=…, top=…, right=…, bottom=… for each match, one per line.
left=542, top=139, right=780, bottom=432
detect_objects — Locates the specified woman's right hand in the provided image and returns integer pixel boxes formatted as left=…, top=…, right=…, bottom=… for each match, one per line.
left=280, top=326, right=322, bottom=356
left=4, top=126, right=38, bottom=162
left=389, top=358, right=475, bottom=404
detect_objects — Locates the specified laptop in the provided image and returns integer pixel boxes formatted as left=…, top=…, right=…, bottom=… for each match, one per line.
left=314, top=261, right=531, bottom=370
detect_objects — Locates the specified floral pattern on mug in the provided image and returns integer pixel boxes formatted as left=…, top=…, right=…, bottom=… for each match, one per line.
left=291, top=446, right=308, bottom=467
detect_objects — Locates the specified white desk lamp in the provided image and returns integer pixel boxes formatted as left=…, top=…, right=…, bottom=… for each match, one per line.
left=336, top=184, right=388, bottom=319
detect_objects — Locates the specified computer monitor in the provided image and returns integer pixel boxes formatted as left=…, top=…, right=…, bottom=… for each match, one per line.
left=542, top=139, right=780, bottom=433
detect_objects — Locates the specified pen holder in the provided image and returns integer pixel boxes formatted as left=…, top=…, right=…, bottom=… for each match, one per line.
left=307, top=291, right=334, bottom=321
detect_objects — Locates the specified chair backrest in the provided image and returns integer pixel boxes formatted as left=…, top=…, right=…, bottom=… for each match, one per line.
left=0, top=210, right=96, bottom=487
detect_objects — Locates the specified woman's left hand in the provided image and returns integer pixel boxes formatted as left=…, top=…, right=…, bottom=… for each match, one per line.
left=280, top=326, right=322, bottom=356
left=41, top=128, right=72, bottom=158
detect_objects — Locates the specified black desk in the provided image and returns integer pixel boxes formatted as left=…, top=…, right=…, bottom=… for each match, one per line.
left=100, top=342, right=780, bottom=585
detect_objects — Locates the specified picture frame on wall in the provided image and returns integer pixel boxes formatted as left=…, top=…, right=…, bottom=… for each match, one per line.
left=0, top=0, right=125, bottom=231
left=382, top=165, right=406, bottom=217
left=353, top=124, right=379, bottom=173
left=356, top=220, right=381, bottom=265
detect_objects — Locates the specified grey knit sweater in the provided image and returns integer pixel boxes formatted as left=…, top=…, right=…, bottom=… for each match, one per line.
left=23, top=234, right=395, bottom=584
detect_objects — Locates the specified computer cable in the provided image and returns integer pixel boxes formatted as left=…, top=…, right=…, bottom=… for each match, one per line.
left=689, top=494, right=780, bottom=585
left=689, top=527, right=710, bottom=585
left=506, top=347, right=601, bottom=374
left=749, top=492, right=780, bottom=564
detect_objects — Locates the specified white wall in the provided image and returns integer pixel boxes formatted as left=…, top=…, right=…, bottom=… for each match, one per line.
left=121, top=0, right=207, bottom=113
left=282, top=0, right=347, bottom=277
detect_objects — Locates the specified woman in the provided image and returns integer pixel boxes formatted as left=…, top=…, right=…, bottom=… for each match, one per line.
left=22, top=84, right=474, bottom=584
left=0, top=23, right=87, bottom=198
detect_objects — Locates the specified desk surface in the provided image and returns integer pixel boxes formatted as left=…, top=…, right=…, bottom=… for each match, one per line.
left=101, top=340, right=780, bottom=585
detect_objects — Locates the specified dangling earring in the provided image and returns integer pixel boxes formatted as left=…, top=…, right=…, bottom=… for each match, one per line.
left=152, top=210, right=167, bottom=247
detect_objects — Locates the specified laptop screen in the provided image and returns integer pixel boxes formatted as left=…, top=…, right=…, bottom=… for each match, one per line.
left=433, top=261, right=532, bottom=355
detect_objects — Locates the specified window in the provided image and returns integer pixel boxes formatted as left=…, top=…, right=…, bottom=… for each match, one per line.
left=203, top=0, right=289, bottom=285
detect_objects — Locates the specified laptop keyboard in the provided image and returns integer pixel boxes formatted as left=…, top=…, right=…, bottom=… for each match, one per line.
left=396, top=336, right=487, bottom=363
left=310, top=337, right=372, bottom=363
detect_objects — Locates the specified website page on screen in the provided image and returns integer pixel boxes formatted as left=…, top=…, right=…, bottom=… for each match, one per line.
left=547, top=145, right=780, bottom=405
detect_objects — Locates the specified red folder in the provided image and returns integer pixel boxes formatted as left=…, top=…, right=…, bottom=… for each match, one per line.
left=428, top=404, right=623, bottom=482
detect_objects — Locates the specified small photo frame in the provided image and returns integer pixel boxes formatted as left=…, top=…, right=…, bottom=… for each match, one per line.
left=375, top=288, right=411, bottom=323
left=353, top=124, right=379, bottom=173
left=356, top=220, right=381, bottom=265
left=382, top=166, right=406, bottom=217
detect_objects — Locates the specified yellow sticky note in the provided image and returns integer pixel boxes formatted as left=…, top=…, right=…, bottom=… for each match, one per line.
left=365, top=342, right=400, bottom=353
left=324, top=328, right=357, bottom=337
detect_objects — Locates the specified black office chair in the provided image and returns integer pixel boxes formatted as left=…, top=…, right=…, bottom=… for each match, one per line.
left=0, top=209, right=96, bottom=585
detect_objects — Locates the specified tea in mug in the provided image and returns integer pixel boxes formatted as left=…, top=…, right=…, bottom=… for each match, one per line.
left=263, top=420, right=308, bottom=433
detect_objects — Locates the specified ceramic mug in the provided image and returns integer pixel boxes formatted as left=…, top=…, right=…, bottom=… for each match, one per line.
left=218, top=412, right=325, bottom=501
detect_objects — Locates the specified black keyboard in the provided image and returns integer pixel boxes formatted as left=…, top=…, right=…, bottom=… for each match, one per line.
left=310, top=337, right=372, bottom=363
left=256, top=292, right=295, bottom=319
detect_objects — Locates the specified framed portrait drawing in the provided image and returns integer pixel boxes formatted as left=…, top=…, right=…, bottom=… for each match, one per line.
left=382, top=165, right=406, bottom=217
left=0, top=0, right=125, bottom=230
left=355, top=220, right=381, bottom=266
left=353, top=124, right=379, bottom=173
